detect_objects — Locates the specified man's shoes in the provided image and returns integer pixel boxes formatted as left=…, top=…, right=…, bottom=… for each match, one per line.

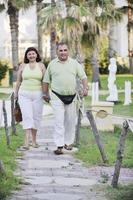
left=64, top=144, right=73, bottom=150
left=54, top=146, right=63, bottom=155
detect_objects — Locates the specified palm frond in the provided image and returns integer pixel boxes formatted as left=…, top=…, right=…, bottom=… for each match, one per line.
left=61, top=16, right=83, bottom=41
left=68, top=3, right=91, bottom=19
left=11, top=0, right=34, bottom=10
left=39, top=4, right=59, bottom=30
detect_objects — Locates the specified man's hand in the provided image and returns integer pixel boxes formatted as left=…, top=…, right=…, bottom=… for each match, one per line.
left=43, top=93, right=50, bottom=103
left=83, top=88, right=88, bottom=96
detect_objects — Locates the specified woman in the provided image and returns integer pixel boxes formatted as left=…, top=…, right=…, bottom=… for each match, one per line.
left=14, top=47, right=46, bottom=150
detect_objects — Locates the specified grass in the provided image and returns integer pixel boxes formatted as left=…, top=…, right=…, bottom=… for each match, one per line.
left=75, top=126, right=133, bottom=167
left=106, top=184, right=133, bottom=200
left=0, top=125, right=24, bottom=200
left=0, top=93, right=10, bottom=100
left=99, top=93, right=133, bottom=117
left=84, top=93, right=133, bottom=117
left=99, top=74, right=133, bottom=90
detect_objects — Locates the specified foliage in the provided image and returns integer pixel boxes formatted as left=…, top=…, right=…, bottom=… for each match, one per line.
left=100, top=63, right=130, bottom=74
left=0, top=60, right=9, bottom=84
left=42, top=58, right=50, bottom=69
left=99, top=37, right=109, bottom=71
left=84, top=58, right=92, bottom=76
left=0, top=125, right=24, bottom=199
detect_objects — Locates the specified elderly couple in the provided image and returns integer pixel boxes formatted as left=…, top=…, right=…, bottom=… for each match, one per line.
left=14, top=42, right=88, bottom=155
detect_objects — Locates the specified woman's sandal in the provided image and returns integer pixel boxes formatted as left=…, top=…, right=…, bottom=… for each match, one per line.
left=64, top=144, right=73, bottom=150
left=32, top=143, right=39, bottom=148
left=22, top=146, right=30, bottom=150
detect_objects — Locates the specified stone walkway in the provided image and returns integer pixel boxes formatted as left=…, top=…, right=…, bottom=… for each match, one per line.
left=8, top=115, right=133, bottom=200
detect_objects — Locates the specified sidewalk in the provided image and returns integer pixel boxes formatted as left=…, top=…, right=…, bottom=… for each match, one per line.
left=8, top=115, right=133, bottom=200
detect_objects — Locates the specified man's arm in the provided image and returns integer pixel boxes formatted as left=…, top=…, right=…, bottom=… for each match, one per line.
left=81, top=78, right=89, bottom=96
left=42, top=82, right=50, bottom=103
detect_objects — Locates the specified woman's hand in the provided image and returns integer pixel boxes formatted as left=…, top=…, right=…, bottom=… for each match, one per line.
left=14, top=92, right=18, bottom=100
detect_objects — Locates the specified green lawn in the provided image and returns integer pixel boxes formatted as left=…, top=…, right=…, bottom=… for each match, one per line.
left=0, top=93, right=10, bottom=99
left=99, top=93, right=133, bottom=117
left=84, top=92, right=133, bottom=117
left=79, top=93, right=133, bottom=168
left=0, top=125, right=24, bottom=200
left=106, top=184, right=133, bottom=200
left=75, top=126, right=133, bottom=168
left=99, top=74, right=133, bottom=90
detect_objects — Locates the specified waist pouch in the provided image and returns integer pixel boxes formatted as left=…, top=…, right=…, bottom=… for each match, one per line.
left=52, top=90, right=76, bottom=105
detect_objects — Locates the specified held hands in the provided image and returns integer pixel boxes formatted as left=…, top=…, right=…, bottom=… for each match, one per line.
left=43, top=93, right=50, bottom=103
left=14, top=93, right=18, bottom=100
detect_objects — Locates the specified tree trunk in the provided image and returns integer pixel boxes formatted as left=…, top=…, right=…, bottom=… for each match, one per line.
left=50, top=27, right=57, bottom=60
left=36, top=0, right=43, bottom=58
left=128, top=1, right=133, bottom=74
left=49, top=0, right=57, bottom=60
left=91, top=50, right=100, bottom=85
left=8, top=0, right=19, bottom=83
left=0, top=160, right=5, bottom=175
left=108, top=21, right=117, bottom=58
left=111, top=120, right=129, bottom=188
left=86, top=110, right=108, bottom=163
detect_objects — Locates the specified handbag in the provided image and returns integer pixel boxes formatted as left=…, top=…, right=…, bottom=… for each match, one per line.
left=14, top=99, right=22, bottom=122
left=52, top=90, right=76, bottom=105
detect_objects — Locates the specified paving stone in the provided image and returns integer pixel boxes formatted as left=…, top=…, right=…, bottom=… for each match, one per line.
left=27, top=159, right=69, bottom=169
left=31, top=192, right=86, bottom=200
left=25, top=176, right=97, bottom=186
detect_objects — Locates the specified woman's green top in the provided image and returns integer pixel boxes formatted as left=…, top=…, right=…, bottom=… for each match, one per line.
left=20, top=63, right=42, bottom=91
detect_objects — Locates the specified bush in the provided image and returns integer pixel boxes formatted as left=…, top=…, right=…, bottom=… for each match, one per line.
left=99, top=63, right=130, bottom=74
left=42, top=58, right=50, bottom=69
left=0, top=60, right=9, bottom=84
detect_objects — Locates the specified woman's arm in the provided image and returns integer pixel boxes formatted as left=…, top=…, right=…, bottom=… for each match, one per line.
left=39, top=63, right=46, bottom=77
left=14, top=64, right=23, bottom=99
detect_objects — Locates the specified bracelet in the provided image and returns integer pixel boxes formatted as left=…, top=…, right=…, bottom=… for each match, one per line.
left=43, top=93, right=48, bottom=97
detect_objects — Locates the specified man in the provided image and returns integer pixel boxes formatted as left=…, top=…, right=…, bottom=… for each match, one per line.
left=42, top=42, right=88, bottom=155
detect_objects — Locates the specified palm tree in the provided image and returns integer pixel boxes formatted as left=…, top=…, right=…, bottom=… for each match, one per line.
left=0, top=0, right=34, bottom=82
left=127, top=0, right=133, bottom=73
left=39, top=0, right=123, bottom=81
left=36, top=0, right=44, bottom=58
left=39, top=0, right=58, bottom=59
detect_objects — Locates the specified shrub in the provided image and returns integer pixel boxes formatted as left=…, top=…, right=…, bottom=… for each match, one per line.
left=0, top=60, right=9, bottom=84
left=42, top=58, right=50, bottom=69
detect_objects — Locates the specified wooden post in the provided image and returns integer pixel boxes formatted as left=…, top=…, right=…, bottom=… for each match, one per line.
left=0, top=160, right=5, bottom=175
left=2, top=100, right=10, bottom=146
left=75, top=109, right=82, bottom=146
left=11, top=92, right=16, bottom=135
left=86, top=110, right=108, bottom=163
left=111, top=120, right=129, bottom=188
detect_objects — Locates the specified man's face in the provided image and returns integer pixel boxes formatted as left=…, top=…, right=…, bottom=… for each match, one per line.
left=57, top=44, right=69, bottom=61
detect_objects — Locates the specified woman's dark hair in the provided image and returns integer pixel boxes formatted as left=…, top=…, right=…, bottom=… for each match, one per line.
left=24, top=47, right=41, bottom=63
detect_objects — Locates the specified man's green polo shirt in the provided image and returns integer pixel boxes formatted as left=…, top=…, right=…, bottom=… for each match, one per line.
left=43, top=57, right=87, bottom=95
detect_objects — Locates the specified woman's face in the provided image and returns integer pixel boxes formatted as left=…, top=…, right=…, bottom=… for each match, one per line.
left=27, top=50, right=37, bottom=62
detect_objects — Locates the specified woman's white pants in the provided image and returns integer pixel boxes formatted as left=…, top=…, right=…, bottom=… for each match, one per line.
left=18, top=90, right=43, bottom=130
